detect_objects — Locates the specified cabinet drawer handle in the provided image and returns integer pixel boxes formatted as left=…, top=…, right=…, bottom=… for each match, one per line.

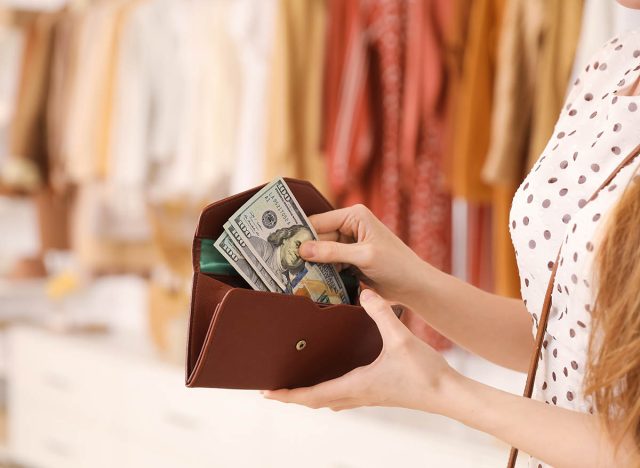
left=163, top=411, right=201, bottom=431
left=42, top=372, right=72, bottom=392
left=43, top=438, right=72, bottom=458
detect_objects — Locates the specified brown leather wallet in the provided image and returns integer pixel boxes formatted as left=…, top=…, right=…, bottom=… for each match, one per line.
left=185, top=178, right=385, bottom=390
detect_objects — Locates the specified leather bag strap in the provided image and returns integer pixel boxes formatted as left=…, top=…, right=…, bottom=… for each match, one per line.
left=506, top=142, right=640, bottom=468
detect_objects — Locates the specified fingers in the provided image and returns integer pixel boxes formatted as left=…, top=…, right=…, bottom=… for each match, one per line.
left=262, top=372, right=358, bottom=408
left=299, top=240, right=369, bottom=266
left=308, top=204, right=370, bottom=237
left=359, top=289, right=408, bottom=342
left=264, top=388, right=358, bottom=412
left=318, top=232, right=340, bottom=242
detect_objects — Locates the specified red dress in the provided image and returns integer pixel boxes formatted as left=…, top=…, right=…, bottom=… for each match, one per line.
left=323, top=0, right=453, bottom=350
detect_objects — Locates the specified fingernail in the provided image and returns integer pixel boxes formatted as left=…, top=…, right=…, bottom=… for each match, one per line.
left=360, top=288, right=377, bottom=303
left=299, top=241, right=316, bottom=258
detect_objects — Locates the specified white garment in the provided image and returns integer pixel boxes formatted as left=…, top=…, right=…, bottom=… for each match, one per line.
left=510, top=30, right=640, bottom=468
left=0, top=23, right=24, bottom=167
left=62, top=0, right=126, bottom=183
left=109, top=0, right=240, bottom=203
left=228, top=0, right=277, bottom=194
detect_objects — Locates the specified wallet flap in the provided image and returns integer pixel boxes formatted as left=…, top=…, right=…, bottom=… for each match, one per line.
left=186, top=273, right=382, bottom=390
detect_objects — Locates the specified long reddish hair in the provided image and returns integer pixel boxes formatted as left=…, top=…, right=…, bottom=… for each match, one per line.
left=585, top=173, right=640, bottom=457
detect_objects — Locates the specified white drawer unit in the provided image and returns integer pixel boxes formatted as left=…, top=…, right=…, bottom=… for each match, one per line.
left=5, top=325, right=519, bottom=468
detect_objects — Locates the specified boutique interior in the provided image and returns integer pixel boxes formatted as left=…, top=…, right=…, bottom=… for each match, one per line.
left=1, top=0, right=639, bottom=467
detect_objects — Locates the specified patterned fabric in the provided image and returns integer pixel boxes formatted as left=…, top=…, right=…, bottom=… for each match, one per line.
left=323, top=0, right=453, bottom=349
left=509, top=30, right=640, bottom=468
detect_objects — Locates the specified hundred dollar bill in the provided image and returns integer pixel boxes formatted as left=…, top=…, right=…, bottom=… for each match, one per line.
left=213, top=233, right=269, bottom=292
left=224, top=222, right=283, bottom=293
left=228, top=177, right=349, bottom=304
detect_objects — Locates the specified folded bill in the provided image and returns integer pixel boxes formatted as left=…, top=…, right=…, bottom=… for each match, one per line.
left=224, top=222, right=283, bottom=293
left=213, top=233, right=269, bottom=292
left=226, top=177, right=349, bottom=304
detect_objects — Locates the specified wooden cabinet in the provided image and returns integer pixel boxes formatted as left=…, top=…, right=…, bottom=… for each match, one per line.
left=6, top=326, right=515, bottom=468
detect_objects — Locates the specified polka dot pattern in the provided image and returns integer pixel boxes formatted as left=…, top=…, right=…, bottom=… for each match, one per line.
left=509, top=31, right=640, bottom=468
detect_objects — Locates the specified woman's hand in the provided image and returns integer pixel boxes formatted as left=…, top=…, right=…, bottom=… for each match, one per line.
left=300, top=204, right=429, bottom=306
left=262, top=288, right=454, bottom=413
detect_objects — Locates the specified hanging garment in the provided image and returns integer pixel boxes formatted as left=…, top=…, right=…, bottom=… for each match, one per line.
left=481, top=0, right=545, bottom=297
left=62, top=0, right=128, bottom=184
left=109, top=0, right=239, bottom=204
left=228, top=0, right=277, bottom=194
left=447, top=0, right=505, bottom=294
left=467, top=203, right=494, bottom=292
left=491, top=185, right=519, bottom=296
left=323, top=0, right=406, bottom=234
left=398, top=0, right=454, bottom=350
left=71, top=182, right=156, bottom=274
left=263, top=0, right=328, bottom=196
left=440, top=0, right=472, bottom=187
left=8, top=11, right=58, bottom=189
left=526, top=0, right=584, bottom=171
left=323, top=0, right=453, bottom=349
left=46, top=7, right=82, bottom=191
left=482, top=0, right=544, bottom=187
left=68, top=0, right=156, bottom=272
left=449, top=0, right=505, bottom=203
left=0, top=15, right=24, bottom=171
left=322, top=0, right=370, bottom=209
left=480, top=0, right=583, bottom=297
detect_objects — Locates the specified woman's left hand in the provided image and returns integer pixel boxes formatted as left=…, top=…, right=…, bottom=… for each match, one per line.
left=262, top=288, right=456, bottom=414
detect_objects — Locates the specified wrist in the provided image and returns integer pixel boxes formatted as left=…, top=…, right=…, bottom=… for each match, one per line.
left=400, top=256, right=443, bottom=311
left=427, top=365, right=469, bottom=417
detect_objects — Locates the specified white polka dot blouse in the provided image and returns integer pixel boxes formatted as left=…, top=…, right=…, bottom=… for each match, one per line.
left=509, top=30, right=640, bottom=468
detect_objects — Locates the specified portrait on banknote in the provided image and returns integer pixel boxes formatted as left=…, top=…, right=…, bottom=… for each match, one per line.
left=248, top=225, right=313, bottom=293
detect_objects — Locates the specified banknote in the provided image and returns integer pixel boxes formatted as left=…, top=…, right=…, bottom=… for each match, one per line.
left=213, top=232, right=269, bottom=292
left=224, top=222, right=283, bottom=293
left=228, top=177, right=349, bottom=304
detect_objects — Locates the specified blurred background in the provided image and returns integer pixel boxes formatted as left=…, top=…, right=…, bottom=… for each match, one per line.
left=0, top=0, right=639, bottom=467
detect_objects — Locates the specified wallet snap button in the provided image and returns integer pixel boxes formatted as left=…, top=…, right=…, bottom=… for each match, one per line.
left=295, top=340, right=307, bottom=351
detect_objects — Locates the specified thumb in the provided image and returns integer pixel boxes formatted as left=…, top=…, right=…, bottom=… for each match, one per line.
left=359, top=289, right=407, bottom=342
left=299, top=240, right=364, bottom=266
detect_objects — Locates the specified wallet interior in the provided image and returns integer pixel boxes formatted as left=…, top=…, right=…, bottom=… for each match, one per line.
left=197, top=237, right=361, bottom=305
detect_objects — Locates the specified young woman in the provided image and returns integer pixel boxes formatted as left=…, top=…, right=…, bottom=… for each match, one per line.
left=263, top=5, right=640, bottom=468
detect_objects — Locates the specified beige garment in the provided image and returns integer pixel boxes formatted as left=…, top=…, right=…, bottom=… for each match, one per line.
left=480, top=0, right=545, bottom=297
left=97, top=0, right=144, bottom=178
left=264, top=0, right=328, bottom=195
left=527, top=0, right=583, bottom=170
left=481, top=0, right=582, bottom=298
left=62, top=0, right=130, bottom=183
left=71, top=182, right=156, bottom=274
left=46, top=8, right=83, bottom=191
left=482, top=0, right=544, bottom=185
left=9, top=12, right=57, bottom=187
left=0, top=13, right=24, bottom=171
left=67, top=1, right=157, bottom=273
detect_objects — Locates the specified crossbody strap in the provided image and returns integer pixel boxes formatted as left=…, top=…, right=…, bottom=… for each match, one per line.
left=507, top=142, right=640, bottom=468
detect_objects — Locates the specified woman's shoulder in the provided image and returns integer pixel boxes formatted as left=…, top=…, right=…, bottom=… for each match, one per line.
left=564, top=29, right=640, bottom=105
left=577, top=29, right=640, bottom=80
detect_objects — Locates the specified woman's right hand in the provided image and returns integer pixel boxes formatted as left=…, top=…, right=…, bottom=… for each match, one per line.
left=299, top=204, right=429, bottom=306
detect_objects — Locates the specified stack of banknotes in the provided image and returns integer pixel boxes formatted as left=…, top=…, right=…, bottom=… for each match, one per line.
left=214, top=178, right=350, bottom=304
